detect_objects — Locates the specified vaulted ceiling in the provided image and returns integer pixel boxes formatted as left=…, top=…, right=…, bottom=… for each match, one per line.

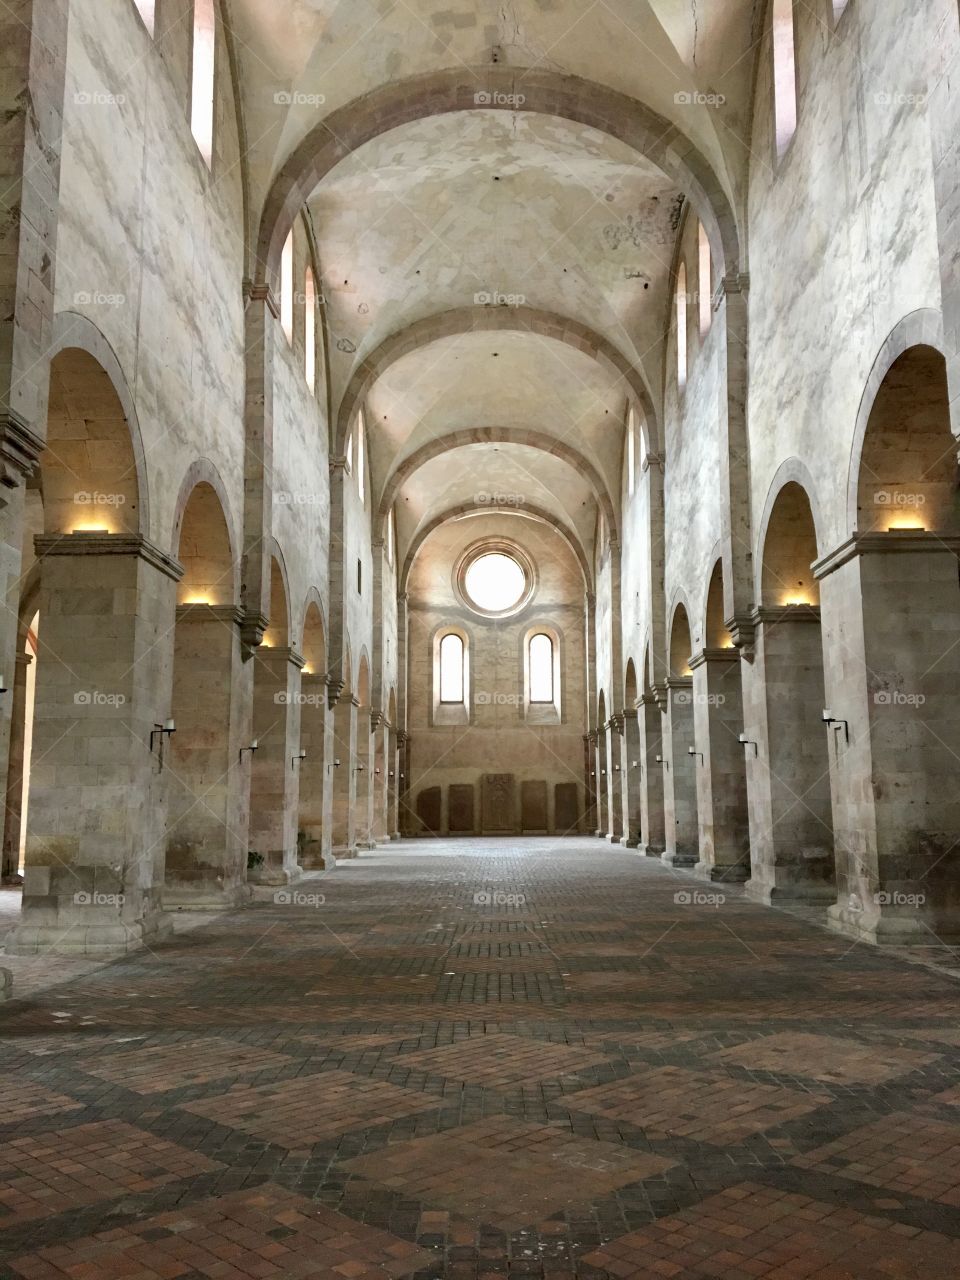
left=225, top=0, right=761, bottom=580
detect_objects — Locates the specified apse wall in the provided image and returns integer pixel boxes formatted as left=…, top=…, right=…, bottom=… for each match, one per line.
left=405, top=514, right=586, bottom=836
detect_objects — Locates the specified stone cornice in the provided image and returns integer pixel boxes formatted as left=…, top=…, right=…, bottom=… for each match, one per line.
left=327, top=678, right=346, bottom=709
left=0, top=410, right=44, bottom=488
left=175, top=603, right=244, bottom=627
left=35, top=533, right=183, bottom=582
left=689, top=647, right=739, bottom=670
left=257, top=645, right=306, bottom=670
left=715, top=271, right=750, bottom=304
left=751, top=603, right=822, bottom=626
left=240, top=610, right=269, bottom=658
left=813, top=530, right=960, bottom=580
left=664, top=676, right=694, bottom=689
left=641, top=452, right=664, bottom=474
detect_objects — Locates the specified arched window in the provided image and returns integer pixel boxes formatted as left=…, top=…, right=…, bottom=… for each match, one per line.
left=133, top=0, right=155, bottom=34
left=830, top=0, right=849, bottom=27
left=190, top=0, right=216, bottom=165
left=439, top=634, right=465, bottom=704
left=698, top=223, right=712, bottom=337
left=626, top=407, right=636, bottom=497
left=529, top=634, right=555, bottom=703
left=280, top=231, right=294, bottom=344
left=676, top=263, right=688, bottom=390
left=386, top=506, right=396, bottom=566
left=345, top=431, right=354, bottom=473
left=304, top=269, right=316, bottom=391
left=773, top=0, right=798, bottom=159
left=357, top=411, right=366, bottom=505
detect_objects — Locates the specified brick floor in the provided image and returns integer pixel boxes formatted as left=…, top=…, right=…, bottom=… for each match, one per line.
left=3, top=838, right=960, bottom=1277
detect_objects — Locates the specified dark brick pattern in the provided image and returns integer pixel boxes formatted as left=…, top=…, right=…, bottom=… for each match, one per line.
left=1, top=840, right=960, bottom=1278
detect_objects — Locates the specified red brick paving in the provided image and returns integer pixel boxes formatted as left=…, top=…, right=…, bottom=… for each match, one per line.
left=3, top=840, right=960, bottom=1278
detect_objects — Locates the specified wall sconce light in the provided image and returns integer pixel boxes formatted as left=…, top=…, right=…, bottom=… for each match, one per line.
left=613, top=763, right=621, bottom=772
left=374, top=767, right=382, bottom=776
left=400, top=772, right=405, bottom=781
left=389, top=770, right=395, bottom=778
left=600, top=768, right=607, bottom=776
left=687, top=746, right=704, bottom=765
left=822, top=709, right=849, bottom=742
left=240, top=738, right=259, bottom=763
left=355, top=762, right=366, bottom=773
left=292, top=751, right=307, bottom=768
left=150, top=719, right=176, bottom=753
left=0, top=674, right=7, bottom=695
left=739, top=732, right=758, bottom=756
left=631, top=760, right=640, bottom=769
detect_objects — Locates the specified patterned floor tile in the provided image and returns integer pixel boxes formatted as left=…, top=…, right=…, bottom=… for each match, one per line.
left=393, top=1031, right=608, bottom=1085
left=708, top=1031, right=940, bottom=1084
left=79, top=1037, right=294, bottom=1093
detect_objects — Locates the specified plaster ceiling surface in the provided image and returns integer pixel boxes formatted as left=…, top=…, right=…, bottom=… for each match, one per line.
left=393, top=442, right=596, bottom=550
left=310, top=110, right=681, bottom=407
left=225, top=0, right=757, bottom=219
left=366, top=330, right=627, bottom=494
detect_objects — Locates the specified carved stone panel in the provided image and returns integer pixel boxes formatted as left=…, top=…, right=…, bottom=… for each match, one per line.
left=521, top=780, right=548, bottom=833
left=554, top=783, right=580, bottom=835
left=416, top=787, right=442, bottom=835
left=482, top=774, right=515, bottom=833
left=448, top=784, right=475, bottom=833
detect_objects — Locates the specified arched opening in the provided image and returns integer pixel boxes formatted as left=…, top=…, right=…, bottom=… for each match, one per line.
left=637, top=643, right=666, bottom=858
left=331, top=647, right=357, bottom=857
left=9, top=347, right=175, bottom=956
left=165, top=480, right=247, bottom=908
left=355, top=655, right=373, bottom=848
left=693, top=562, right=750, bottom=880
left=248, top=557, right=301, bottom=885
left=752, top=482, right=835, bottom=903
left=298, top=602, right=328, bottom=869
left=386, top=688, right=400, bottom=840
left=621, top=659, right=642, bottom=847
left=596, top=691, right=609, bottom=838
left=830, top=344, right=960, bottom=941
left=663, top=605, right=698, bottom=867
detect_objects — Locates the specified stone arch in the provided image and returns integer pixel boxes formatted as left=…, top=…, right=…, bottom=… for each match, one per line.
left=172, top=466, right=239, bottom=607
left=336, top=307, right=660, bottom=456
left=399, top=502, right=591, bottom=596
left=760, top=479, right=823, bottom=608
left=668, top=600, right=694, bottom=677
left=255, top=68, right=741, bottom=288
left=378, top=429, right=618, bottom=539
left=263, top=542, right=292, bottom=648
left=357, top=651, right=371, bottom=708
left=46, top=312, right=150, bottom=536
left=624, top=657, right=639, bottom=707
left=172, top=460, right=240, bottom=565
left=703, top=556, right=731, bottom=649
left=300, top=593, right=328, bottom=675
left=846, top=309, right=948, bottom=535
left=755, top=461, right=828, bottom=603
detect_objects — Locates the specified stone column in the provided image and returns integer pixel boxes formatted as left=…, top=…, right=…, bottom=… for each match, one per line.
left=248, top=646, right=304, bottom=886
left=583, top=731, right=598, bottom=833
left=1, top=650, right=32, bottom=882
left=743, top=606, right=836, bottom=905
left=637, top=693, right=666, bottom=857
left=662, top=678, right=698, bottom=867
left=371, top=715, right=389, bottom=843
left=296, top=671, right=328, bottom=869
left=619, top=709, right=642, bottom=847
left=330, top=693, right=358, bottom=856
left=929, top=7, right=960, bottom=433
left=605, top=715, right=624, bottom=842
left=594, top=728, right=608, bottom=836
left=396, top=729, right=411, bottom=836
left=690, top=649, right=750, bottom=882
left=164, top=605, right=252, bottom=909
left=0, top=0, right=70, bottom=868
left=7, top=534, right=181, bottom=956
left=817, top=533, right=960, bottom=943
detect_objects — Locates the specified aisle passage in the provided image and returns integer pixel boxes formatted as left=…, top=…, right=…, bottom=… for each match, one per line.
left=2, top=840, right=960, bottom=1278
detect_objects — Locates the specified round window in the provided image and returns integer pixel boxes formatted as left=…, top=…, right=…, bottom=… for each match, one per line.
left=456, top=543, right=536, bottom=617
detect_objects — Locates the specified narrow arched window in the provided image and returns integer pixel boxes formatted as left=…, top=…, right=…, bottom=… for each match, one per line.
left=626, top=408, right=636, bottom=497
left=529, top=633, right=554, bottom=703
left=439, top=634, right=465, bottom=704
left=830, top=0, right=849, bottom=20
left=191, top=0, right=216, bottom=165
left=304, top=269, right=316, bottom=391
left=698, top=223, right=712, bottom=337
left=280, top=231, right=294, bottom=344
left=773, top=0, right=798, bottom=159
left=357, top=411, right=366, bottom=505
left=676, top=264, right=688, bottom=390
left=133, top=0, right=155, bottom=34
left=386, top=505, right=396, bottom=566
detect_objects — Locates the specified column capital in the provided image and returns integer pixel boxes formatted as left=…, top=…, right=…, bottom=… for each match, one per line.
left=0, top=410, right=44, bottom=491
left=751, top=603, right=822, bottom=628
left=243, top=279, right=280, bottom=319
left=240, top=610, right=269, bottom=658
left=688, top=646, right=740, bottom=670
left=724, top=612, right=757, bottom=653
left=715, top=271, right=750, bottom=304
left=327, top=678, right=346, bottom=709
left=35, top=532, right=183, bottom=582
left=641, top=452, right=664, bottom=474
left=257, top=645, right=306, bottom=670
left=176, top=603, right=244, bottom=627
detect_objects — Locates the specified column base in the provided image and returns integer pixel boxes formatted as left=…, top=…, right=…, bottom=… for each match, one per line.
left=638, top=843, right=666, bottom=858
left=0, top=967, right=12, bottom=1001
left=163, top=882, right=252, bottom=912
left=827, top=900, right=960, bottom=946
left=622, top=837, right=640, bottom=849
left=247, top=862, right=302, bottom=888
left=662, top=850, right=699, bottom=869
left=332, top=845, right=358, bottom=860
left=606, top=832, right=624, bottom=844
left=390, top=832, right=402, bottom=841
left=5, top=908, right=173, bottom=958
left=744, top=876, right=836, bottom=907
left=693, top=861, right=749, bottom=884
